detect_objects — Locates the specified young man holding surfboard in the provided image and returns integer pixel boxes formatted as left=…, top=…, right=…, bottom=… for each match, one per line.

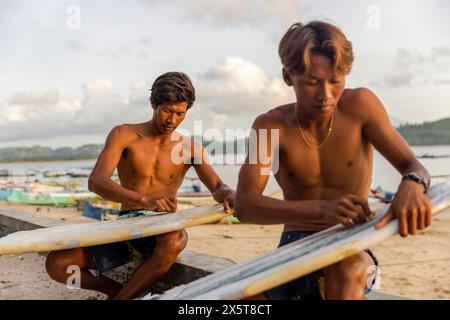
left=45, top=72, right=235, bottom=299
left=235, top=21, right=432, bottom=300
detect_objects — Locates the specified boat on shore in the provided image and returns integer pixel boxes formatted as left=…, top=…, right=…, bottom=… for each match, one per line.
left=370, top=186, right=395, bottom=203
left=0, top=169, right=10, bottom=177
left=7, top=189, right=95, bottom=206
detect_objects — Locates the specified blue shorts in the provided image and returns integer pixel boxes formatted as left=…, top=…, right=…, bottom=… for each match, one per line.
left=89, top=210, right=157, bottom=275
left=266, top=231, right=379, bottom=300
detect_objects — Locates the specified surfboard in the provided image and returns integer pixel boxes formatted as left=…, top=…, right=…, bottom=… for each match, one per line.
left=177, top=196, right=215, bottom=206
left=0, top=189, right=286, bottom=255
left=176, top=191, right=283, bottom=206
left=147, top=180, right=450, bottom=300
left=0, top=204, right=231, bottom=256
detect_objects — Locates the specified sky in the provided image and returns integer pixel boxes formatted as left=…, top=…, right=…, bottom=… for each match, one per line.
left=0, top=0, right=449, bottom=148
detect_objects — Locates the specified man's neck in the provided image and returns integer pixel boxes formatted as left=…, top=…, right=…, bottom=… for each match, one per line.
left=146, top=120, right=173, bottom=143
left=294, top=103, right=335, bottom=131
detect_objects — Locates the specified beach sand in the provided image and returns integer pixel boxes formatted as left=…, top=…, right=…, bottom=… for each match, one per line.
left=1, top=202, right=449, bottom=300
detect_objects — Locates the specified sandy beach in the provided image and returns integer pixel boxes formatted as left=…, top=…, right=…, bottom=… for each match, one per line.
left=1, top=202, right=449, bottom=300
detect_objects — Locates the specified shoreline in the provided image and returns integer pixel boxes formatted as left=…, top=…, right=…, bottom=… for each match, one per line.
left=1, top=144, right=450, bottom=165
left=0, top=158, right=97, bottom=165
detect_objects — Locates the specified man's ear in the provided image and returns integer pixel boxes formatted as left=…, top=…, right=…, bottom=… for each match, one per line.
left=150, top=99, right=157, bottom=110
left=282, top=68, right=292, bottom=86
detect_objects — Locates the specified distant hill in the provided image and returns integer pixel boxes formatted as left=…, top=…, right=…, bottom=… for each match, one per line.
left=389, top=115, right=406, bottom=128
left=0, top=118, right=448, bottom=162
left=397, top=118, right=450, bottom=146
left=0, top=138, right=251, bottom=163
left=0, top=144, right=103, bottom=162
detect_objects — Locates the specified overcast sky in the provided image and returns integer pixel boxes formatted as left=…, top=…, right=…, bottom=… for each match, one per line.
left=0, top=0, right=449, bottom=148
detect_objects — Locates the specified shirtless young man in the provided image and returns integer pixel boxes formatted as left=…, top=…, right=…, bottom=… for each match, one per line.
left=235, top=21, right=432, bottom=300
left=45, top=72, right=235, bottom=300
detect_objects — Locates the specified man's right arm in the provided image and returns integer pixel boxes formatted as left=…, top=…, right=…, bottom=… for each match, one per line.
left=88, top=126, right=147, bottom=208
left=235, top=114, right=326, bottom=228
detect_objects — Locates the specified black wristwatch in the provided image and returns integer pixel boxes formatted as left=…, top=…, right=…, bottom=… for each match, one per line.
left=402, top=172, right=430, bottom=193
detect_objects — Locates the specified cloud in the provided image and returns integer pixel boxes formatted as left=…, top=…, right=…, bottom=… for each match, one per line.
left=0, top=57, right=293, bottom=143
left=380, top=72, right=414, bottom=88
left=142, top=0, right=309, bottom=28
left=9, top=89, right=59, bottom=105
left=198, top=57, right=292, bottom=110
left=63, top=39, right=86, bottom=52
left=81, top=78, right=114, bottom=97
left=192, top=56, right=293, bottom=129
left=129, top=80, right=150, bottom=105
left=138, top=37, right=151, bottom=45
left=0, top=91, right=82, bottom=140
left=431, top=46, right=450, bottom=61
left=0, top=79, right=151, bottom=142
left=98, top=40, right=152, bottom=60
left=99, top=45, right=132, bottom=59
left=374, top=46, right=450, bottom=88
left=434, top=78, right=450, bottom=85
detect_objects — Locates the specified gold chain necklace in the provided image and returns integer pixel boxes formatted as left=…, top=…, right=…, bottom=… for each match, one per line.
left=294, top=107, right=335, bottom=149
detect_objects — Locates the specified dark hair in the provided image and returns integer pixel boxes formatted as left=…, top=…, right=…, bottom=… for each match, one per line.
left=279, top=21, right=354, bottom=76
left=150, top=72, right=196, bottom=109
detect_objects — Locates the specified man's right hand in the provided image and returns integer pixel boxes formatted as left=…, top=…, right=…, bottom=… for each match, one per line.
left=320, top=195, right=373, bottom=228
left=141, top=196, right=178, bottom=212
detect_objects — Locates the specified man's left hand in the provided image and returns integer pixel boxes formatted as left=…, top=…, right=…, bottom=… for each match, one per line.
left=375, top=180, right=432, bottom=237
left=222, top=190, right=236, bottom=214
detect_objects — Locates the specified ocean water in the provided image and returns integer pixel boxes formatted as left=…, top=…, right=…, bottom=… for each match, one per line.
left=203, top=145, right=450, bottom=194
left=0, top=145, right=449, bottom=195
left=372, top=145, right=450, bottom=191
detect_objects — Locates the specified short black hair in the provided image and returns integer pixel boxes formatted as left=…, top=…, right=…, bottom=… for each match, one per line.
left=150, top=72, right=196, bottom=109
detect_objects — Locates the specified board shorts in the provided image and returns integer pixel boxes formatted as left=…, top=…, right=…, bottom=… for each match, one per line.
left=88, top=209, right=161, bottom=275
left=265, top=231, right=380, bottom=300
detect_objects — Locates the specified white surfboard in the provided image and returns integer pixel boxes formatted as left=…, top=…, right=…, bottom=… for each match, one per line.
left=147, top=180, right=450, bottom=300
left=0, top=204, right=230, bottom=255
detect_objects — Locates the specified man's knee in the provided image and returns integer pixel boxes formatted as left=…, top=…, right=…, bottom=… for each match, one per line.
left=324, top=255, right=370, bottom=300
left=155, top=230, right=188, bottom=254
left=327, top=254, right=368, bottom=285
left=45, top=249, right=82, bottom=282
left=46, top=251, right=69, bottom=282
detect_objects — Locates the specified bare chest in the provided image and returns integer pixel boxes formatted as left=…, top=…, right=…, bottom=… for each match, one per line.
left=117, top=138, right=189, bottom=187
left=275, top=120, right=372, bottom=197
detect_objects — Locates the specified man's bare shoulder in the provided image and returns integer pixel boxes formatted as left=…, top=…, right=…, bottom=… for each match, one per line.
left=252, top=103, right=294, bottom=129
left=343, top=87, right=379, bottom=100
left=339, top=87, right=383, bottom=121
left=107, top=123, right=143, bottom=146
